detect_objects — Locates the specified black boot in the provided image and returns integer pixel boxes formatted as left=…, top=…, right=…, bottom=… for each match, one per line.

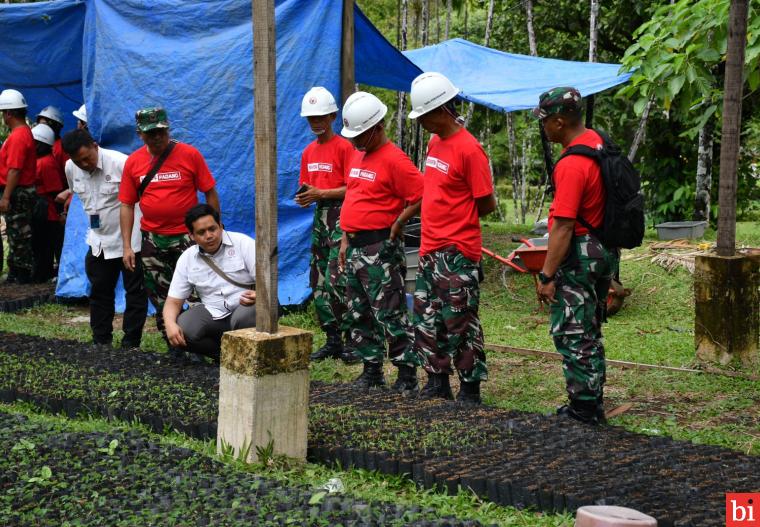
left=595, top=394, right=607, bottom=425
left=354, top=361, right=386, bottom=390
left=391, top=364, right=418, bottom=396
left=456, top=381, right=481, bottom=405
left=419, top=373, right=453, bottom=400
left=556, top=398, right=603, bottom=425
left=310, top=329, right=343, bottom=361
left=340, top=333, right=361, bottom=364
left=14, top=268, right=32, bottom=285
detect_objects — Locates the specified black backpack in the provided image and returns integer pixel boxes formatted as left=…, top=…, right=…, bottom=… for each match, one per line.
left=557, top=129, right=645, bottom=249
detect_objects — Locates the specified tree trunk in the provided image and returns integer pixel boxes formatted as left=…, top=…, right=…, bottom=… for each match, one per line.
left=464, top=0, right=494, bottom=125
left=524, top=0, right=537, bottom=56
left=588, top=0, right=599, bottom=61
left=628, top=98, right=653, bottom=162
left=507, top=113, right=521, bottom=223
left=716, top=0, right=749, bottom=256
left=445, top=0, right=451, bottom=40
left=421, top=0, right=429, bottom=46
left=397, top=0, right=409, bottom=151
left=435, top=0, right=440, bottom=43
left=693, top=119, right=714, bottom=222
left=463, top=0, right=468, bottom=40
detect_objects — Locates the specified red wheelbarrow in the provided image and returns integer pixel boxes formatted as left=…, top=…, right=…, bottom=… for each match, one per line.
left=482, top=236, right=629, bottom=315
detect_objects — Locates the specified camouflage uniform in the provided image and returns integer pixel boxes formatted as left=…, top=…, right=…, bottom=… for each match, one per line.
left=140, top=231, right=193, bottom=337
left=414, top=246, right=487, bottom=383
left=345, top=237, right=419, bottom=366
left=550, top=235, right=618, bottom=402
left=310, top=203, right=346, bottom=333
left=3, top=186, right=37, bottom=275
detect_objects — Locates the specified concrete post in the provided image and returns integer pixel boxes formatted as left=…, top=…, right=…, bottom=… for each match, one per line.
left=694, top=253, right=759, bottom=370
left=217, top=326, right=313, bottom=461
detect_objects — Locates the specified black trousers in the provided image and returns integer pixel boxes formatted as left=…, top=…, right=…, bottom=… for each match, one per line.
left=84, top=249, right=148, bottom=346
left=31, top=216, right=63, bottom=283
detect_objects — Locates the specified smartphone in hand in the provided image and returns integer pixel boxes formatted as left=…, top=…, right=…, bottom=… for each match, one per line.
left=295, top=184, right=308, bottom=195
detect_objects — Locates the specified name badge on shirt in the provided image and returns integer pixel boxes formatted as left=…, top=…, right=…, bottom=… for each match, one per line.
left=89, top=214, right=101, bottom=229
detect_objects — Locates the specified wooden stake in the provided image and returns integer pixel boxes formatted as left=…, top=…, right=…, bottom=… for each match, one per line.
left=716, top=0, right=749, bottom=257
left=341, top=0, right=355, bottom=104
left=253, top=0, right=278, bottom=334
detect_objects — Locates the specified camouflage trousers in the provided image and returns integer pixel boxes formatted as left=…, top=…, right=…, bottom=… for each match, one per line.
left=140, top=231, right=193, bottom=339
left=413, top=246, right=487, bottom=383
left=2, top=186, right=36, bottom=274
left=550, top=234, right=619, bottom=402
left=310, top=203, right=346, bottom=334
left=345, top=237, right=419, bottom=366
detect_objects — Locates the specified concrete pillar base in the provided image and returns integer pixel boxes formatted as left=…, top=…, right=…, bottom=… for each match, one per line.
left=217, top=326, right=313, bottom=462
left=694, top=253, right=759, bottom=370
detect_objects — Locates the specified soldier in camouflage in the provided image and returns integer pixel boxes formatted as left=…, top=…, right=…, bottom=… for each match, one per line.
left=0, top=89, right=38, bottom=284
left=534, top=87, right=620, bottom=425
left=296, top=87, right=358, bottom=364
left=119, top=107, right=220, bottom=361
left=338, top=92, right=424, bottom=393
left=407, top=72, right=496, bottom=404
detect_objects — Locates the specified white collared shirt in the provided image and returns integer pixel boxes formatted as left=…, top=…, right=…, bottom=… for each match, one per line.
left=168, top=231, right=256, bottom=320
left=65, top=147, right=142, bottom=259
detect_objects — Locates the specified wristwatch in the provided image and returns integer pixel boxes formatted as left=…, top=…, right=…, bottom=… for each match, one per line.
left=538, top=271, right=555, bottom=285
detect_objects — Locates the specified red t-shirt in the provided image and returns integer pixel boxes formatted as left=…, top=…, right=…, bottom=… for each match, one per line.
left=119, top=142, right=216, bottom=235
left=340, top=142, right=423, bottom=233
left=0, top=125, right=37, bottom=187
left=548, top=129, right=605, bottom=236
left=299, top=135, right=354, bottom=189
left=420, top=128, right=493, bottom=262
left=53, top=139, right=70, bottom=188
left=35, top=154, right=64, bottom=221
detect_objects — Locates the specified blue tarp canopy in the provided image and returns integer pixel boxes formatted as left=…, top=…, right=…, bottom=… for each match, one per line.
left=403, top=38, right=632, bottom=113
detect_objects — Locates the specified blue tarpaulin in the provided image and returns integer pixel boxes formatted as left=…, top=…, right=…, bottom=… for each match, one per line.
left=403, top=38, right=632, bottom=112
left=1, top=0, right=345, bottom=308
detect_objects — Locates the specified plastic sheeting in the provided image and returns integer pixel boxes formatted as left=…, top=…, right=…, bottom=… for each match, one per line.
left=0, top=0, right=84, bottom=142
left=403, top=38, right=632, bottom=112
left=45, top=0, right=341, bottom=306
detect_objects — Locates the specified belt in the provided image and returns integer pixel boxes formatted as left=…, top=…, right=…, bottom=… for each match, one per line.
left=316, top=199, right=343, bottom=208
left=346, top=227, right=391, bottom=248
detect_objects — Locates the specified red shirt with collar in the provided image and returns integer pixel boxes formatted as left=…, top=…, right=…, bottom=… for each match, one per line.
left=420, top=127, right=493, bottom=262
left=548, top=129, right=605, bottom=236
left=119, top=142, right=216, bottom=235
left=299, top=134, right=354, bottom=189
left=340, top=142, right=423, bottom=233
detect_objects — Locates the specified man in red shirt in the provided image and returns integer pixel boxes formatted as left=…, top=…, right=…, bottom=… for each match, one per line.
left=296, top=87, right=357, bottom=364
left=0, top=89, right=38, bottom=284
left=408, top=72, right=496, bottom=404
left=30, top=123, right=64, bottom=283
left=534, top=87, right=618, bottom=425
left=36, top=106, right=69, bottom=180
left=337, top=92, right=424, bottom=393
left=119, top=107, right=220, bottom=357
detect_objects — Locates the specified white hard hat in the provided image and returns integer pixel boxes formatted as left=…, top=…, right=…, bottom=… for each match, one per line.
left=0, top=89, right=28, bottom=110
left=32, top=123, right=55, bottom=146
left=300, top=87, right=338, bottom=117
left=408, top=72, right=460, bottom=119
left=36, top=105, right=64, bottom=126
left=340, top=92, right=388, bottom=138
left=72, top=104, right=87, bottom=123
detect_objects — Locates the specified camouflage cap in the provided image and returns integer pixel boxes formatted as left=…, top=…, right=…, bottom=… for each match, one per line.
left=532, top=87, right=582, bottom=119
left=135, top=107, right=169, bottom=132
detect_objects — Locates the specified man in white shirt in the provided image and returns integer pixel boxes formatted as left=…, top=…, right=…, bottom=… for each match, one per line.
left=164, top=204, right=256, bottom=361
left=61, top=129, right=147, bottom=351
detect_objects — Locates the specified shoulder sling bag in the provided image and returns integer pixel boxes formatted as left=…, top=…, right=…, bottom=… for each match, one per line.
left=198, top=253, right=255, bottom=290
left=137, top=140, right=177, bottom=198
